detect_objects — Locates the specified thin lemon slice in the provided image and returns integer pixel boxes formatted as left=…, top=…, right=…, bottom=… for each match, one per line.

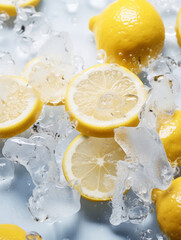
left=23, top=56, right=74, bottom=105
left=0, top=0, right=41, bottom=16
left=176, top=8, right=181, bottom=47
left=0, top=75, right=43, bottom=138
left=63, top=134, right=126, bottom=201
left=66, top=64, right=147, bottom=137
left=0, top=224, right=26, bottom=240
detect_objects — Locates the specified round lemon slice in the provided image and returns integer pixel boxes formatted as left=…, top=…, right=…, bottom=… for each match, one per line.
left=0, top=75, right=43, bottom=138
left=23, top=56, right=74, bottom=105
left=66, top=64, right=147, bottom=137
left=0, top=0, right=41, bottom=16
left=176, top=8, right=181, bottom=47
left=63, top=134, right=126, bottom=201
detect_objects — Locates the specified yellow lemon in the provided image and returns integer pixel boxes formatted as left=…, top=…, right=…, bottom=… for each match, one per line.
left=0, top=75, right=43, bottom=138
left=158, top=110, right=181, bottom=166
left=0, top=0, right=41, bottom=16
left=65, top=64, right=147, bottom=138
left=0, top=224, right=26, bottom=240
left=63, top=134, right=126, bottom=201
left=176, top=8, right=181, bottom=47
left=89, top=0, right=165, bottom=74
left=152, top=177, right=181, bottom=240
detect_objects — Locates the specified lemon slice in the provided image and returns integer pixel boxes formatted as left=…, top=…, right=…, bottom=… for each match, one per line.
left=176, top=9, right=181, bottom=47
left=63, top=134, right=126, bottom=201
left=66, top=64, right=147, bottom=137
left=23, top=56, right=74, bottom=105
left=0, top=0, right=41, bottom=16
left=0, top=75, right=43, bottom=138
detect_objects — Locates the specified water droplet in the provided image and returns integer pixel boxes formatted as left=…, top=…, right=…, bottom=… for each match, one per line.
left=26, top=232, right=42, bottom=240
left=64, top=0, right=79, bottom=13
left=96, top=49, right=107, bottom=63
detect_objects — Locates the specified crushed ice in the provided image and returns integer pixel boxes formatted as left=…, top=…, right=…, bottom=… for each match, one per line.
left=110, top=55, right=181, bottom=226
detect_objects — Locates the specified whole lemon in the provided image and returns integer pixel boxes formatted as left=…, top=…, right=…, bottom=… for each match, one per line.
left=158, top=110, right=181, bottom=166
left=89, top=0, right=165, bottom=74
left=0, top=224, right=26, bottom=240
left=152, top=177, right=181, bottom=240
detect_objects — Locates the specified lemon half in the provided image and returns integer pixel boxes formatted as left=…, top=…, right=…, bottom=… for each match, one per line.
left=0, top=75, right=43, bottom=138
left=63, top=134, right=126, bottom=201
left=65, top=64, right=147, bottom=137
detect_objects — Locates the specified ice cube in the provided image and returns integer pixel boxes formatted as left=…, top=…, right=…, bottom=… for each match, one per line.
left=139, top=75, right=176, bottom=128
left=2, top=135, right=58, bottom=186
left=14, top=7, right=52, bottom=53
left=115, top=126, right=173, bottom=194
left=29, top=184, right=80, bottom=223
left=39, top=32, right=73, bottom=64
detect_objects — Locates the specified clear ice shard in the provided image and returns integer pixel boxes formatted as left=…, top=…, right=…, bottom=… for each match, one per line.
left=110, top=126, right=173, bottom=226
left=139, top=75, right=176, bottom=129
left=29, top=184, right=80, bottom=223
left=14, top=7, right=52, bottom=53
left=2, top=106, right=80, bottom=223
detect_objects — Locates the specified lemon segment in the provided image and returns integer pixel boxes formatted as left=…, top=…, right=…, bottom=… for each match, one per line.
left=66, top=64, right=147, bottom=137
left=89, top=0, right=165, bottom=74
left=176, top=8, right=181, bottom=47
left=63, top=134, right=126, bottom=201
left=23, top=56, right=73, bottom=106
left=0, top=0, right=41, bottom=16
left=0, top=224, right=26, bottom=240
left=0, top=75, right=43, bottom=138
left=153, top=177, right=181, bottom=240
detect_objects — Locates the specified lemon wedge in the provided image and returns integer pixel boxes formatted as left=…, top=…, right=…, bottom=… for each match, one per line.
left=63, top=134, right=126, bottom=201
left=176, top=8, right=181, bottom=47
left=0, top=224, right=26, bottom=240
left=23, top=56, right=73, bottom=105
left=0, top=75, right=43, bottom=138
left=0, top=0, right=41, bottom=16
left=65, top=64, right=147, bottom=137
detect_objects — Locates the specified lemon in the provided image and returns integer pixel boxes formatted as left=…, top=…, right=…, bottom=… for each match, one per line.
left=89, top=0, right=165, bottom=74
left=65, top=64, right=147, bottom=138
left=23, top=56, right=73, bottom=106
left=0, top=224, right=26, bottom=240
left=0, top=0, right=41, bottom=16
left=152, top=177, right=181, bottom=240
left=176, top=8, right=181, bottom=47
left=63, top=134, right=126, bottom=201
left=0, top=75, right=43, bottom=138
left=158, top=110, right=181, bottom=166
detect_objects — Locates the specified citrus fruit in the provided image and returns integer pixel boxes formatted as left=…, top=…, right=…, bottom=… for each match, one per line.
left=152, top=177, right=181, bottom=240
left=23, top=56, right=73, bottom=105
left=0, top=224, right=26, bottom=240
left=63, top=134, right=126, bottom=201
left=176, top=8, right=181, bottom=47
left=0, top=0, right=41, bottom=16
left=65, top=64, right=147, bottom=138
left=0, top=75, right=43, bottom=138
left=89, top=0, right=165, bottom=74
left=158, top=110, right=181, bottom=166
